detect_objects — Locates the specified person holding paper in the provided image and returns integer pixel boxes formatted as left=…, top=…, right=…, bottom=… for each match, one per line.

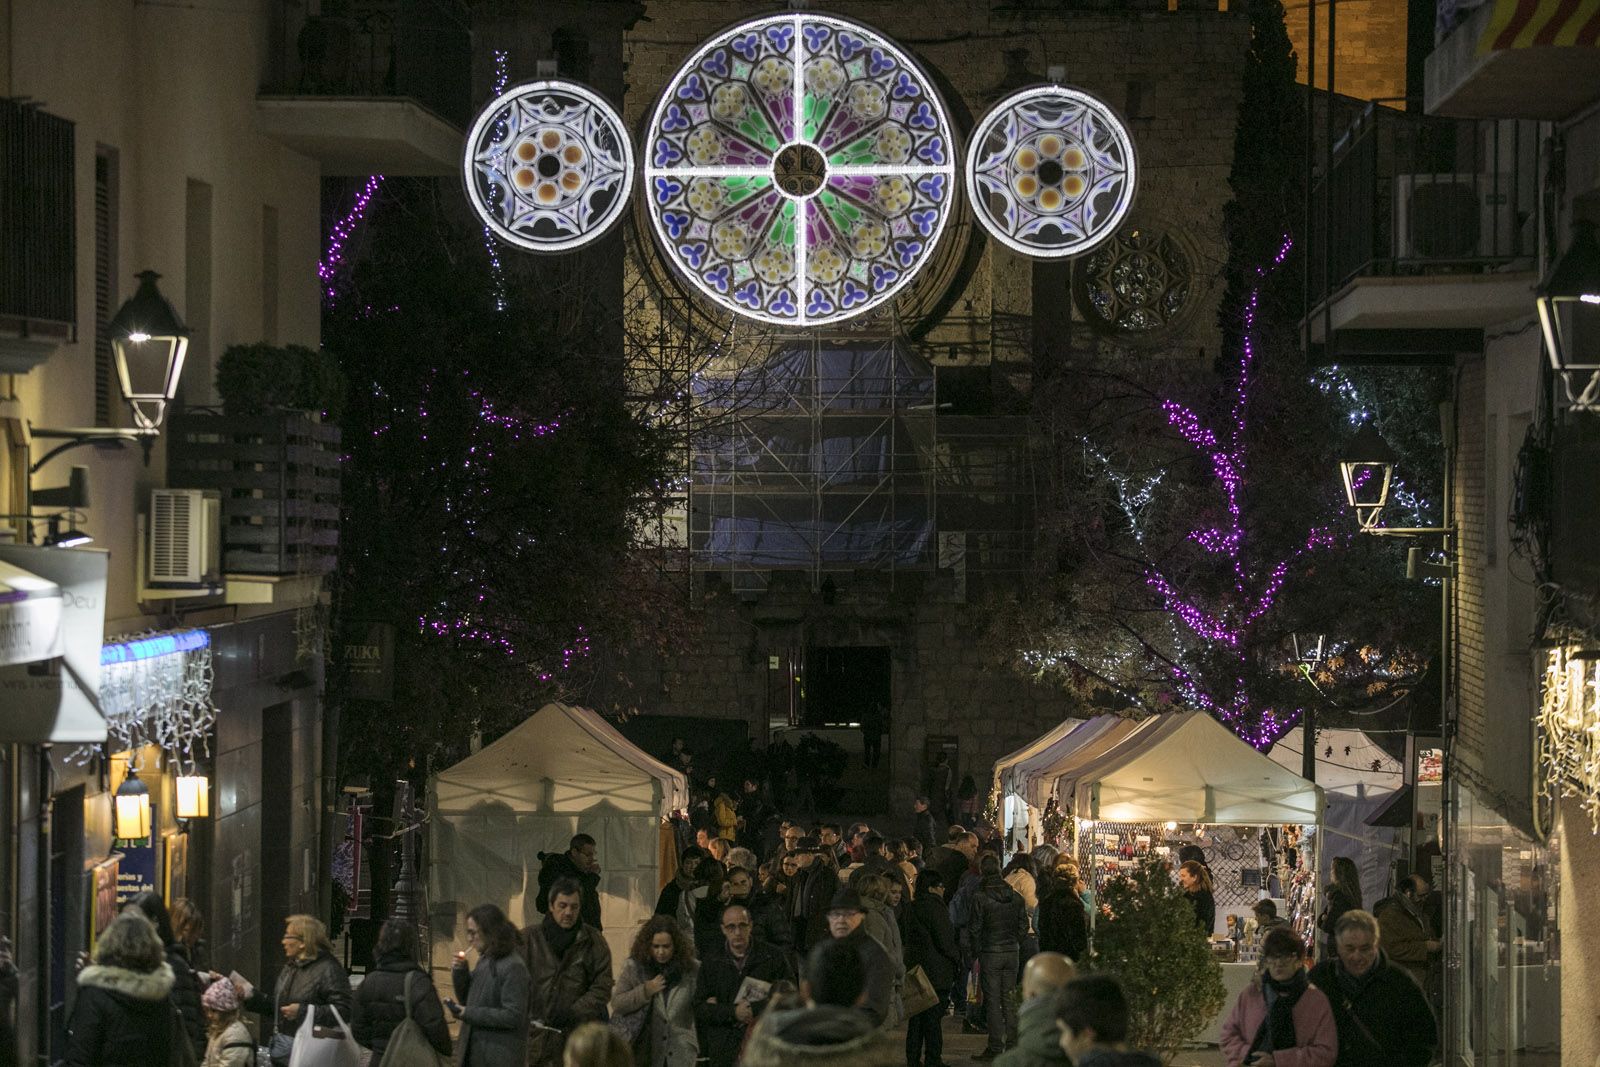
left=695, top=904, right=793, bottom=1067
left=524, top=880, right=613, bottom=1067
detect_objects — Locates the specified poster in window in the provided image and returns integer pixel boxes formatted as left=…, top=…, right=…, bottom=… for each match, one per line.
left=90, top=856, right=120, bottom=949
left=164, top=831, right=188, bottom=904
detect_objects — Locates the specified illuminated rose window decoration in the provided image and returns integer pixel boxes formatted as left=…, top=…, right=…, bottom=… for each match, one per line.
left=644, top=13, right=957, bottom=326
left=966, top=85, right=1136, bottom=259
left=1077, top=226, right=1197, bottom=335
left=464, top=79, right=634, bottom=253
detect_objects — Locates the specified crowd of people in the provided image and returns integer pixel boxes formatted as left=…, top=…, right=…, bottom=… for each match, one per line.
left=54, top=791, right=1438, bottom=1067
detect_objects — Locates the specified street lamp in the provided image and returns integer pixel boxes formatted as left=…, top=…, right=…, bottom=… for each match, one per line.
left=1337, top=423, right=1451, bottom=539
left=114, top=767, right=152, bottom=842
left=107, top=270, right=191, bottom=432
left=1338, top=422, right=1397, bottom=531
left=1535, top=219, right=1600, bottom=411
left=175, top=772, right=210, bottom=820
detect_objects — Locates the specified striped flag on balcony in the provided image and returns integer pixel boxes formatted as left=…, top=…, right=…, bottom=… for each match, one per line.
left=1480, top=0, right=1600, bottom=51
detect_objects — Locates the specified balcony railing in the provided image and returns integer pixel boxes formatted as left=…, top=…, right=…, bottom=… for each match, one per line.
left=0, top=100, right=74, bottom=329
left=1308, top=98, right=1539, bottom=309
left=263, top=0, right=471, bottom=128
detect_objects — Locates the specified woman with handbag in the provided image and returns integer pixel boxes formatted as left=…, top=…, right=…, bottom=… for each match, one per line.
left=65, top=911, right=179, bottom=1067
left=447, top=904, right=531, bottom=1067
left=609, top=916, right=699, bottom=1067
left=902, top=870, right=960, bottom=1067
left=241, top=914, right=352, bottom=1066
left=353, top=920, right=451, bottom=1061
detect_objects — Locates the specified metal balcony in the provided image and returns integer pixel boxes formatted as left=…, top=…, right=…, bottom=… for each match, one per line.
left=257, top=0, right=470, bottom=177
left=0, top=100, right=75, bottom=372
left=1304, top=98, right=1540, bottom=365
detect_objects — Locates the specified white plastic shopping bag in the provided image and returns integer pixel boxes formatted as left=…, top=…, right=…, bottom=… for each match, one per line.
left=287, top=1004, right=361, bottom=1067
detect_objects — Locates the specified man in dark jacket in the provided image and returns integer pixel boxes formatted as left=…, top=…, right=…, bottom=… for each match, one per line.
left=1037, top=866, right=1089, bottom=962
left=656, top=846, right=708, bottom=919
left=995, top=953, right=1076, bottom=1067
left=968, top=853, right=1028, bottom=1059
left=825, top=888, right=896, bottom=1028
left=1308, top=909, right=1437, bottom=1067
left=928, top=833, right=976, bottom=904
left=1053, top=975, right=1162, bottom=1067
left=788, top=842, right=836, bottom=952
left=903, top=870, right=961, bottom=1067
left=911, top=798, right=939, bottom=856
left=524, top=879, right=613, bottom=1067
left=695, top=903, right=794, bottom=1067
left=1374, top=875, right=1439, bottom=991
left=728, top=867, right=795, bottom=956
left=536, top=834, right=602, bottom=931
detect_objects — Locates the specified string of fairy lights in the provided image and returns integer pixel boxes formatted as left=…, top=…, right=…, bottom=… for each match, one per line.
left=1537, top=645, right=1600, bottom=833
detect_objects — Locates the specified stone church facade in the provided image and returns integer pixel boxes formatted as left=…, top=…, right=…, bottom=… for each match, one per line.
left=477, top=0, right=1252, bottom=811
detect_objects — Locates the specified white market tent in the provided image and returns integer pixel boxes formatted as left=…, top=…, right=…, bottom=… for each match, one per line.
left=427, top=703, right=688, bottom=970
left=993, top=716, right=1146, bottom=846
left=1065, top=711, right=1323, bottom=825
left=1268, top=729, right=1403, bottom=909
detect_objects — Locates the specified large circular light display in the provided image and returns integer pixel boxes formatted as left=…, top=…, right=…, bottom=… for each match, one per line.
left=965, top=85, right=1136, bottom=259
left=644, top=13, right=957, bottom=326
left=464, top=79, right=634, bottom=253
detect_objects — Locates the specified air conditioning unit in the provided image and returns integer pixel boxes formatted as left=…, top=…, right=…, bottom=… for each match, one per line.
left=148, top=489, right=221, bottom=586
left=1392, top=173, right=1517, bottom=261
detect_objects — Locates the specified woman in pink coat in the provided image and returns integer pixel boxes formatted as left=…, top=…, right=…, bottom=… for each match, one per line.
left=1219, top=927, right=1337, bottom=1067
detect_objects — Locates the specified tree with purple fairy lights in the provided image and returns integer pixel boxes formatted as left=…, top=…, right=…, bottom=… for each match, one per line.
left=993, top=0, right=1441, bottom=748
left=998, top=240, right=1436, bottom=747
left=321, top=177, right=683, bottom=783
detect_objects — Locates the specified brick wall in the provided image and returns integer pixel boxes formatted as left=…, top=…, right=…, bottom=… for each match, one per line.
left=1452, top=355, right=1487, bottom=773
left=1285, top=0, right=1409, bottom=102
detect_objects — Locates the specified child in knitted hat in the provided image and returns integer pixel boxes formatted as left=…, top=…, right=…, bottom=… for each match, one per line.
left=201, top=978, right=256, bottom=1067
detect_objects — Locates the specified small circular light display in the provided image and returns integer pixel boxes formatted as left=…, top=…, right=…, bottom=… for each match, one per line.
left=464, top=79, right=634, bottom=254
left=965, top=85, right=1136, bottom=259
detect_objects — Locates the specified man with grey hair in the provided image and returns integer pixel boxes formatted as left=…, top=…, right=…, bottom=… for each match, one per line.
left=1308, top=908, right=1437, bottom=1067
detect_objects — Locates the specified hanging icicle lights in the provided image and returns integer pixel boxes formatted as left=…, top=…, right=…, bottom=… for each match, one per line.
left=1538, top=645, right=1600, bottom=833
left=93, top=628, right=218, bottom=766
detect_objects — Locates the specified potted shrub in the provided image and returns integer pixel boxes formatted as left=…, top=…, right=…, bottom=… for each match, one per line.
left=1086, top=856, right=1227, bottom=1064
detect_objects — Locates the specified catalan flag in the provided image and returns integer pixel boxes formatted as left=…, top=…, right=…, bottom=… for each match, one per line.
left=1479, top=0, right=1600, bottom=51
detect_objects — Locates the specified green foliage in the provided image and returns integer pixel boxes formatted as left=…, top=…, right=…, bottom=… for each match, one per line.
left=216, top=342, right=346, bottom=421
left=1087, top=858, right=1226, bottom=1063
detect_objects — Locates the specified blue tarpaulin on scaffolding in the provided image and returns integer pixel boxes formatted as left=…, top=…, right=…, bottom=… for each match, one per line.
left=693, top=343, right=935, bottom=569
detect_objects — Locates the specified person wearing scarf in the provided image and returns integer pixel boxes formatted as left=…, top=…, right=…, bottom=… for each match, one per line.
left=610, top=916, right=700, bottom=1067
left=1219, top=927, right=1336, bottom=1067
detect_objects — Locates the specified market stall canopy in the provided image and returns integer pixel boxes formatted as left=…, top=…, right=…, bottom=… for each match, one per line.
left=995, top=715, right=1149, bottom=811
left=433, top=702, right=688, bottom=815
left=1066, top=711, right=1323, bottom=825
left=429, top=703, right=688, bottom=970
left=1267, top=729, right=1403, bottom=797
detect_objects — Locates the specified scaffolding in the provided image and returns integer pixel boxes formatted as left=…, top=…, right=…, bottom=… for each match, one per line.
left=690, top=336, right=937, bottom=594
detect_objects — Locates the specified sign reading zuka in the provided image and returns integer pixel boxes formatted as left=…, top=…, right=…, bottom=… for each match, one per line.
left=342, top=621, right=394, bottom=703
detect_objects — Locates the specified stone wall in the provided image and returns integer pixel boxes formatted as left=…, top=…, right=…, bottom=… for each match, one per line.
left=613, top=575, right=1084, bottom=813
left=612, top=0, right=1253, bottom=813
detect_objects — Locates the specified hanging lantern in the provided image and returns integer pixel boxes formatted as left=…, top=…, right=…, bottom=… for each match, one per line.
left=114, top=767, right=152, bottom=841
left=1338, top=422, right=1397, bottom=531
left=107, top=271, right=190, bottom=432
left=1535, top=220, right=1600, bottom=410
left=175, top=773, right=210, bottom=819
